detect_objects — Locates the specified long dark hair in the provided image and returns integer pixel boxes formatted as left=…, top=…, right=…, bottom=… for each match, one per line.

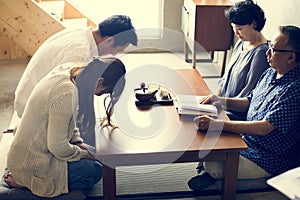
left=72, top=57, right=126, bottom=144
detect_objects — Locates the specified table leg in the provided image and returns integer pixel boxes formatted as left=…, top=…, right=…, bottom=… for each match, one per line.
left=184, top=39, right=189, bottom=62
left=221, top=50, right=227, bottom=77
left=102, top=163, right=116, bottom=200
left=192, top=46, right=196, bottom=68
left=210, top=51, right=214, bottom=60
left=222, top=152, right=239, bottom=200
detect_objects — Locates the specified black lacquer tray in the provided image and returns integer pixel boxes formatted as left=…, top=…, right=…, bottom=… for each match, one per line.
left=134, top=90, right=174, bottom=106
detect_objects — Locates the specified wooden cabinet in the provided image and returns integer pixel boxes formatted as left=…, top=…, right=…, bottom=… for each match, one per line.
left=182, top=0, right=233, bottom=76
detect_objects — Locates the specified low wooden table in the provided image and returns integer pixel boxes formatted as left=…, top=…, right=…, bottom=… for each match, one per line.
left=95, top=68, right=247, bottom=200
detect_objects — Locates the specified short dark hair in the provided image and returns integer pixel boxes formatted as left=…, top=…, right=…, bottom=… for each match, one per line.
left=98, top=15, right=138, bottom=47
left=225, top=0, right=266, bottom=32
left=280, top=25, right=300, bottom=62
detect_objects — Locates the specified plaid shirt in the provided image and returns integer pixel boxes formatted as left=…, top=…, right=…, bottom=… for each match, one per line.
left=241, top=66, right=300, bottom=175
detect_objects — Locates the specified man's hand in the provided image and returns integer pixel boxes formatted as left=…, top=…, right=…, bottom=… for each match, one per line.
left=193, top=115, right=215, bottom=131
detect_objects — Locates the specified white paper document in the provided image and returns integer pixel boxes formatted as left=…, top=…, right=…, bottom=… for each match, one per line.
left=176, top=95, right=218, bottom=117
left=267, top=167, right=300, bottom=200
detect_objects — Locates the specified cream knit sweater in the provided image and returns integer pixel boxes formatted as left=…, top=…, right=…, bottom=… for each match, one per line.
left=7, top=63, right=85, bottom=197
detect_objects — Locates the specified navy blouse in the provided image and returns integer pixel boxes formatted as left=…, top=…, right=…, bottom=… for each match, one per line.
left=219, top=40, right=270, bottom=98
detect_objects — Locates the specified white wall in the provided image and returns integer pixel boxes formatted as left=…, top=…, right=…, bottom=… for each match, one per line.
left=138, top=0, right=300, bottom=52
left=128, top=0, right=184, bottom=53
left=257, top=0, right=300, bottom=39
left=231, top=0, right=300, bottom=39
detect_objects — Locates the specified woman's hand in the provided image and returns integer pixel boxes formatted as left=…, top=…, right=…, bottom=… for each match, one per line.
left=74, top=142, right=88, bottom=150
left=198, top=95, right=212, bottom=104
left=82, top=150, right=98, bottom=161
left=74, top=143, right=99, bottom=161
left=200, top=95, right=226, bottom=108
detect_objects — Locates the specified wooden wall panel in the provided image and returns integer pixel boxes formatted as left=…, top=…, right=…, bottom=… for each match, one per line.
left=0, top=31, right=29, bottom=59
left=0, top=0, right=65, bottom=59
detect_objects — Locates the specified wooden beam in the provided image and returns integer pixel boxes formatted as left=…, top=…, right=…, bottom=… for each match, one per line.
left=64, top=0, right=96, bottom=28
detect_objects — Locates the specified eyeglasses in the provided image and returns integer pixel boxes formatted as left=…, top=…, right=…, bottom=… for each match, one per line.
left=267, top=41, right=295, bottom=54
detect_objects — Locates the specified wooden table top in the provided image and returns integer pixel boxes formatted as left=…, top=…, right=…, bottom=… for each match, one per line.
left=95, top=68, right=247, bottom=163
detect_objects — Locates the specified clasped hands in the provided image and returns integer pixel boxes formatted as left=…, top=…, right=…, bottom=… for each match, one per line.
left=75, top=142, right=99, bottom=161
left=193, top=94, right=225, bottom=132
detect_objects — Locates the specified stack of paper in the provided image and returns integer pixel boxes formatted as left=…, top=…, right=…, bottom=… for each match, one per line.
left=267, top=167, right=300, bottom=199
left=176, top=95, right=218, bottom=117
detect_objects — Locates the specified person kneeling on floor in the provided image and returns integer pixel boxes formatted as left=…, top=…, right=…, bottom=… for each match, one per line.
left=5, top=57, right=126, bottom=197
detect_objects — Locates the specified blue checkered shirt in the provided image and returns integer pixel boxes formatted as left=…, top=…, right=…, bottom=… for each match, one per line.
left=240, top=66, right=300, bottom=175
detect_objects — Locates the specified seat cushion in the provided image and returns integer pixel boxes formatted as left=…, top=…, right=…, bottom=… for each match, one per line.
left=215, top=177, right=271, bottom=191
